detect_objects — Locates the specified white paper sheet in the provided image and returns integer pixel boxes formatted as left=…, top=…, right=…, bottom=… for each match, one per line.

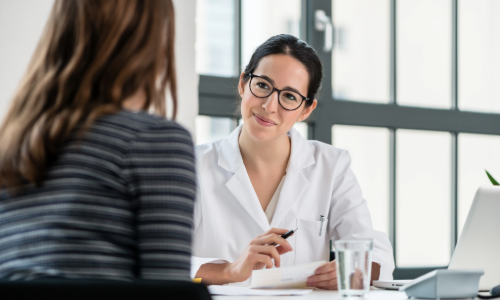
left=208, top=285, right=313, bottom=296
left=250, top=261, right=326, bottom=289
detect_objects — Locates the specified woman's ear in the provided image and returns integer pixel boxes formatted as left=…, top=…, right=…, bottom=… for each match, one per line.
left=238, top=72, right=246, bottom=97
left=298, top=99, right=317, bottom=122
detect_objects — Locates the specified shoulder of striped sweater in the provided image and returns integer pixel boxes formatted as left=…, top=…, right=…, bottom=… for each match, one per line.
left=102, top=110, right=192, bottom=137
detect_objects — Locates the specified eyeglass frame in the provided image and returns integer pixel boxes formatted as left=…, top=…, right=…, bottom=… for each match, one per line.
left=247, top=73, right=311, bottom=111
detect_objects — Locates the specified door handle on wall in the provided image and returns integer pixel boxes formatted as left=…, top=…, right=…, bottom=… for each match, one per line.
left=315, top=10, right=333, bottom=52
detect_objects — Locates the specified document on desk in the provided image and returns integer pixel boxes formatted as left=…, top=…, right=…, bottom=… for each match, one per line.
left=207, top=286, right=313, bottom=296
left=250, top=261, right=326, bottom=289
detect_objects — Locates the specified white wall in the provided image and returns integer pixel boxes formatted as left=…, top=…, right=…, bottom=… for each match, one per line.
left=172, top=0, right=198, bottom=135
left=0, top=0, right=54, bottom=121
left=0, top=0, right=198, bottom=135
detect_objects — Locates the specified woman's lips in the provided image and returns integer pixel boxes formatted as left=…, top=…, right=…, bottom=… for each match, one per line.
left=253, top=113, right=275, bottom=127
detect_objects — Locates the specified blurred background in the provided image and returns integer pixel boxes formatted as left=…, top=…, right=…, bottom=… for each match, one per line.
left=1, top=0, right=500, bottom=279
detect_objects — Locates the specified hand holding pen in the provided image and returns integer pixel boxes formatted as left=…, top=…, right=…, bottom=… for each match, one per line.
left=221, top=228, right=295, bottom=284
left=270, top=227, right=298, bottom=246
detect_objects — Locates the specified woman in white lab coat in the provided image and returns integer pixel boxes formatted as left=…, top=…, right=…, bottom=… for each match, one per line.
left=192, top=34, right=395, bottom=289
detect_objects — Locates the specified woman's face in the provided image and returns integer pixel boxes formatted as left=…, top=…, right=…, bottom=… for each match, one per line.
left=239, top=54, right=317, bottom=142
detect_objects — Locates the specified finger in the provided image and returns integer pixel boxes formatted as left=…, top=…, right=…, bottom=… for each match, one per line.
left=254, top=234, right=293, bottom=251
left=252, top=245, right=281, bottom=268
left=257, top=227, right=289, bottom=238
left=275, top=245, right=290, bottom=255
left=256, top=227, right=289, bottom=238
left=309, top=279, right=338, bottom=290
left=307, top=271, right=337, bottom=284
left=255, top=254, right=273, bottom=269
left=315, top=261, right=336, bottom=274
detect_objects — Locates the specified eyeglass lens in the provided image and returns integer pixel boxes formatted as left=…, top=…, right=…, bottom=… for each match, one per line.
left=250, top=77, right=303, bottom=110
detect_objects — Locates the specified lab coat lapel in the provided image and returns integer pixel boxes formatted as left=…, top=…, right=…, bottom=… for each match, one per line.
left=219, top=125, right=270, bottom=232
left=225, top=166, right=271, bottom=232
left=270, top=128, right=315, bottom=228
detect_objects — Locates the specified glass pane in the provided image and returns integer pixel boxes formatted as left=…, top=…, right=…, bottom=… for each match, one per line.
left=196, top=0, right=235, bottom=77
left=241, top=0, right=301, bottom=70
left=196, top=116, right=236, bottom=145
left=332, top=125, right=390, bottom=235
left=293, top=122, right=308, bottom=139
left=458, top=1, right=500, bottom=113
left=396, top=130, right=451, bottom=267
left=397, top=0, right=451, bottom=108
left=332, top=0, right=390, bottom=103
left=458, top=134, right=500, bottom=236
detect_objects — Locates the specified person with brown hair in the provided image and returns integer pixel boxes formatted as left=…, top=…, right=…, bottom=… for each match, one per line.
left=192, top=34, right=394, bottom=288
left=0, top=0, right=196, bottom=281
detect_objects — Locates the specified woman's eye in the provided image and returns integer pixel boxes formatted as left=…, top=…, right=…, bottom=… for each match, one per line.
left=257, top=82, right=269, bottom=89
left=284, top=93, right=297, bottom=101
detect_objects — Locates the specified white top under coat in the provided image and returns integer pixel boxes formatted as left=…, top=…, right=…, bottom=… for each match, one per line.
left=265, top=176, right=285, bottom=224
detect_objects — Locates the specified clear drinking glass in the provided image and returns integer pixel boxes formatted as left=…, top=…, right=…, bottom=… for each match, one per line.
left=334, top=240, right=373, bottom=298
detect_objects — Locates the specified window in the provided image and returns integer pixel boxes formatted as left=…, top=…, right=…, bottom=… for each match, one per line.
left=332, top=0, right=390, bottom=103
left=458, top=0, right=500, bottom=113
left=458, top=134, right=500, bottom=235
left=241, top=0, right=302, bottom=70
left=197, top=0, right=500, bottom=279
left=396, top=0, right=451, bottom=109
left=332, top=125, right=390, bottom=235
left=196, top=0, right=237, bottom=77
left=195, top=116, right=237, bottom=145
left=396, top=130, right=451, bottom=267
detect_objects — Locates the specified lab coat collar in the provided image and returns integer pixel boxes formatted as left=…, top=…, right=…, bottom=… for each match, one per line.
left=286, top=126, right=316, bottom=173
left=218, top=124, right=316, bottom=231
left=218, top=124, right=244, bottom=173
left=218, top=124, right=316, bottom=173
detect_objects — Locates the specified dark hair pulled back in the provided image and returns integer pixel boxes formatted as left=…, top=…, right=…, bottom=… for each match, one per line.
left=242, top=34, right=323, bottom=107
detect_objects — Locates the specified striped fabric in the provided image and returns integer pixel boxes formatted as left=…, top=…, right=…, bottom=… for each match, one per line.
left=0, top=110, right=196, bottom=281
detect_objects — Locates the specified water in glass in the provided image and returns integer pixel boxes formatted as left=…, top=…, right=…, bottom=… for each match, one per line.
left=334, top=240, right=373, bottom=298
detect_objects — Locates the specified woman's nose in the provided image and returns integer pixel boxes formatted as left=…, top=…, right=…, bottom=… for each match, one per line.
left=262, top=90, right=279, bottom=113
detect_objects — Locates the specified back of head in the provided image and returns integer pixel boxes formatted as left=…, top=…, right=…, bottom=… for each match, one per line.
left=0, top=0, right=177, bottom=192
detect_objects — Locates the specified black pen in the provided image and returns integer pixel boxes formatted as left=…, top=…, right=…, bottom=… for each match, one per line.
left=270, top=228, right=298, bottom=246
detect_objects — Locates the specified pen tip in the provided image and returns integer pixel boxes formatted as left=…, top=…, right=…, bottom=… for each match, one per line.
left=293, top=228, right=298, bottom=232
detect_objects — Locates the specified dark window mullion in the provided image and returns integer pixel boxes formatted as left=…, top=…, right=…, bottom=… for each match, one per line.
left=451, top=132, right=458, bottom=253
left=451, top=0, right=459, bottom=255
left=389, top=128, right=397, bottom=265
left=390, top=0, right=397, bottom=106
left=235, top=0, right=242, bottom=75
left=389, top=0, right=397, bottom=268
left=305, top=0, right=332, bottom=144
left=451, top=0, right=458, bottom=110
left=300, top=0, right=308, bottom=42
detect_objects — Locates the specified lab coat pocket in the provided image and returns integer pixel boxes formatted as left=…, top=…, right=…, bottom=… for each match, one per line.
left=295, top=218, right=329, bottom=265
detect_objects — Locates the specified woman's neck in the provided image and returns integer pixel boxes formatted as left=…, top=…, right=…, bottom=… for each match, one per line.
left=238, top=125, right=291, bottom=174
left=122, top=89, right=146, bottom=111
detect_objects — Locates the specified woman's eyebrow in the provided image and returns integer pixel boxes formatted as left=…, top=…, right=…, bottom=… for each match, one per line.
left=259, top=74, right=304, bottom=95
left=282, top=86, right=302, bottom=95
left=260, top=75, right=275, bottom=85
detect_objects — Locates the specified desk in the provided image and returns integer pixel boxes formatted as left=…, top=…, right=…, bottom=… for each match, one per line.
left=213, top=288, right=485, bottom=300
left=213, top=289, right=407, bottom=300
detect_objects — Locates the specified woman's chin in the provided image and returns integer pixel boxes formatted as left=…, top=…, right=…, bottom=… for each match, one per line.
left=245, top=122, right=281, bottom=142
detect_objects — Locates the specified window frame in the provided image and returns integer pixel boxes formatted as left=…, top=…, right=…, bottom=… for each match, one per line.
left=198, top=0, right=500, bottom=279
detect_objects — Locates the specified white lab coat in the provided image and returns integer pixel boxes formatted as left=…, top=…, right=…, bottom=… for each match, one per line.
left=192, top=125, right=395, bottom=280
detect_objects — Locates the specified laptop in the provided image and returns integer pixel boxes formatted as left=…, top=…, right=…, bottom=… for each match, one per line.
left=448, top=186, right=500, bottom=291
left=375, top=186, right=500, bottom=291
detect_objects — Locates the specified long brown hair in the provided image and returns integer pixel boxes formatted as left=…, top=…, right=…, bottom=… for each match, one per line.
left=0, top=0, right=177, bottom=191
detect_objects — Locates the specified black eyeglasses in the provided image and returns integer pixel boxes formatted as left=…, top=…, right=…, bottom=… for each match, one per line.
left=248, top=73, right=311, bottom=111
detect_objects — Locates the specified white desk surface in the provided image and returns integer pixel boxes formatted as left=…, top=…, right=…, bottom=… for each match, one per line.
left=213, top=288, right=408, bottom=300
left=212, top=288, right=485, bottom=300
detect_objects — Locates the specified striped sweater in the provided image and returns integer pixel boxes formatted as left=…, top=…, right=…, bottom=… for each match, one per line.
left=0, top=110, right=196, bottom=281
